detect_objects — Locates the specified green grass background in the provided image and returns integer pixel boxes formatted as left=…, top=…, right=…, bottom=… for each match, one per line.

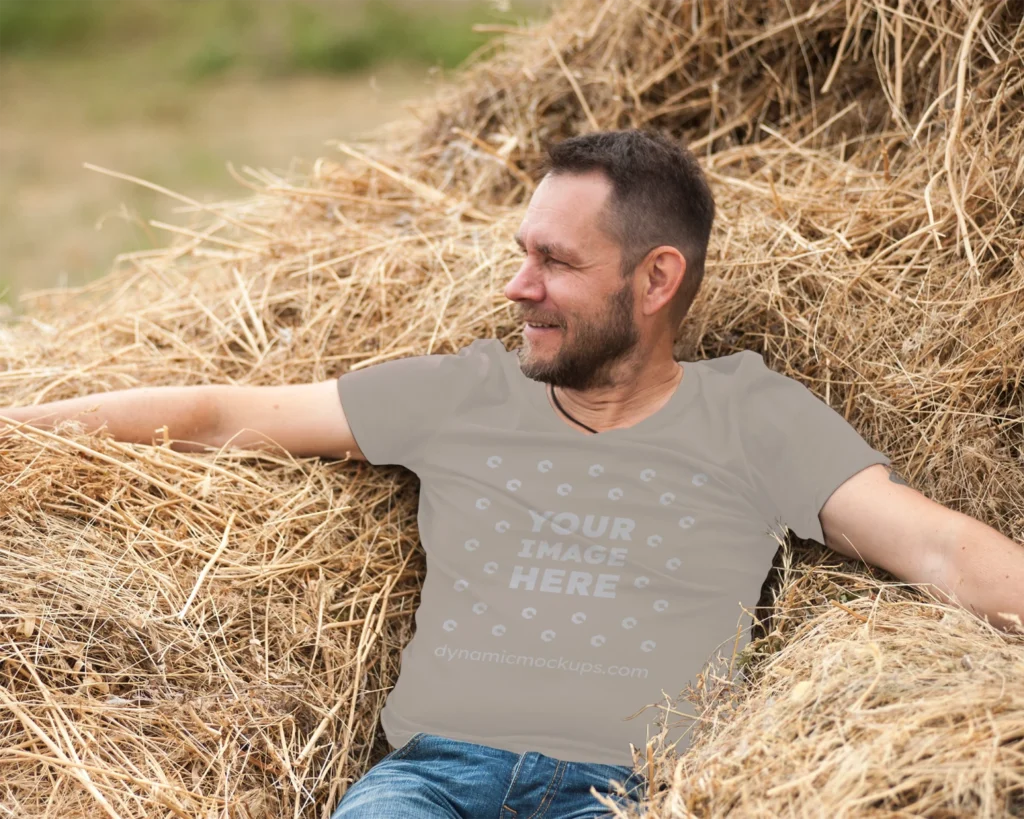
left=0, top=0, right=534, bottom=78
left=0, top=0, right=547, bottom=303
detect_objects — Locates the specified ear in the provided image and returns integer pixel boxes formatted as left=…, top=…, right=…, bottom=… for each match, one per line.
left=640, top=246, right=686, bottom=318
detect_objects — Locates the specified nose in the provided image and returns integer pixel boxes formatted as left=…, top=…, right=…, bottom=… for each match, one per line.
left=504, top=257, right=544, bottom=305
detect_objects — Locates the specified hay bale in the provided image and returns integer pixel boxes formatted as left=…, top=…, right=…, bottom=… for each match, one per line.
left=655, top=543, right=1024, bottom=817
left=1, top=0, right=1022, bottom=816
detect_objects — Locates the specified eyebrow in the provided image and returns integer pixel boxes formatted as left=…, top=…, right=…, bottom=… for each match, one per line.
left=513, top=232, right=585, bottom=266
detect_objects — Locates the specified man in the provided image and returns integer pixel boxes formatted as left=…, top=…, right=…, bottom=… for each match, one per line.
left=2, top=130, right=1022, bottom=819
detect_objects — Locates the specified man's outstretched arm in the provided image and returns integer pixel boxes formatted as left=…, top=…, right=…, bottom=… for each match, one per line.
left=0, top=380, right=365, bottom=461
left=821, top=464, right=1024, bottom=633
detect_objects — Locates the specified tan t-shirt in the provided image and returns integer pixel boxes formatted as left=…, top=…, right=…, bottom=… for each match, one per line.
left=337, top=338, right=890, bottom=765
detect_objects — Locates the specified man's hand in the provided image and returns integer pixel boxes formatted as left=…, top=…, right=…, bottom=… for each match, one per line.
left=0, top=381, right=365, bottom=461
left=1, top=387, right=218, bottom=451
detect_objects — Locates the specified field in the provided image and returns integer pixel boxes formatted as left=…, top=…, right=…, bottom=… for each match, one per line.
left=0, top=0, right=547, bottom=303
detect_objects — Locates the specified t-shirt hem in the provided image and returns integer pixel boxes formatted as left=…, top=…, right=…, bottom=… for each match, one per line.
left=381, top=707, right=640, bottom=767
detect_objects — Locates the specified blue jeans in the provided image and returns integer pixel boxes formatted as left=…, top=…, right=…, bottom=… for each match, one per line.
left=330, top=732, right=647, bottom=818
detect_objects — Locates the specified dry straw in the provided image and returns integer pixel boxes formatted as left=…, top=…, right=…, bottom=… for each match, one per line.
left=2, top=0, right=1023, bottom=816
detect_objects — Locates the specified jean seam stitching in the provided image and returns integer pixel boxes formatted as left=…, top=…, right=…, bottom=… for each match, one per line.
left=500, top=754, right=528, bottom=817
left=525, top=759, right=565, bottom=819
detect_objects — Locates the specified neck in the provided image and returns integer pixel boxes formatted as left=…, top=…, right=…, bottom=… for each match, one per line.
left=549, top=358, right=683, bottom=432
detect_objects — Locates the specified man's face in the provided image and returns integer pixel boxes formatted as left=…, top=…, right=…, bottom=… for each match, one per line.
left=505, top=171, right=641, bottom=391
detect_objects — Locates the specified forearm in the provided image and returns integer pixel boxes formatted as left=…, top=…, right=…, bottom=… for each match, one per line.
left=0, top=386, right=219, bottom=451
left=940, top=516, right=1024, bottom=633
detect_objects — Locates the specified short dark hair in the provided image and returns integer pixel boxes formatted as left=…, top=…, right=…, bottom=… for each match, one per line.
left=544, top=129, right=715, bottom=329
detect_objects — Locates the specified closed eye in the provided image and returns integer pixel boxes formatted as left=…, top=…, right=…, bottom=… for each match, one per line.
left=512, top=238, right=572, bottom=269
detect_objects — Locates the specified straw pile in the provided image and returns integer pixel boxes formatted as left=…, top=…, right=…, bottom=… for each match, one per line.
left=2, top=0, right=1023, bottom=816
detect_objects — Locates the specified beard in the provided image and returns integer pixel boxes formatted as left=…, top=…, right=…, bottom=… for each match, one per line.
left=516, top=277, right=641, bottom=391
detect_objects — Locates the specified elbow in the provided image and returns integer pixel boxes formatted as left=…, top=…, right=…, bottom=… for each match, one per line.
left=170, top=386, right=225, bottom=451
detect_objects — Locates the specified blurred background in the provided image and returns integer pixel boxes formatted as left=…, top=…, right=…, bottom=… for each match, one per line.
left=0, top=0, right=548, bottom=304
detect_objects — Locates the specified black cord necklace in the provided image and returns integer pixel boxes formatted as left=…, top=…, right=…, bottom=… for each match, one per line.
left=548, top=384, right=599, bottom=434
left=548, top=364, right=684, bottom=435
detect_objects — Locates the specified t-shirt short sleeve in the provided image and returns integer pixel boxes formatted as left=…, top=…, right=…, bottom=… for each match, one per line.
left=336, top=338, right=492, bottom=469
left=738, top=351, right=891, bottom=544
